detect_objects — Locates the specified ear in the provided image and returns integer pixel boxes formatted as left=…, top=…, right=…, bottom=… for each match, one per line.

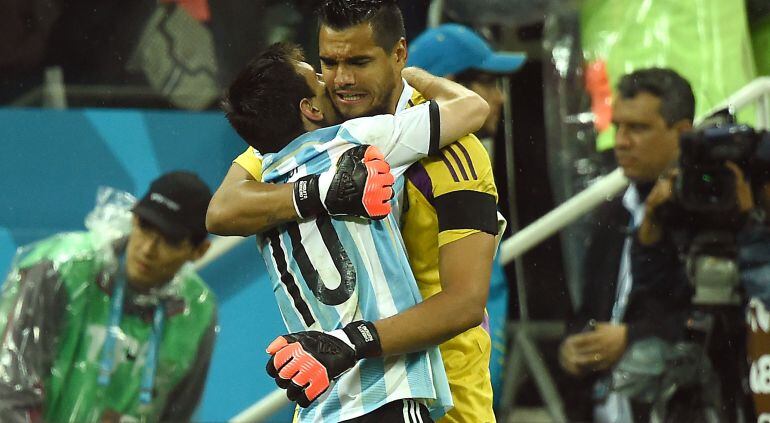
left=394, top=38, right=407, bottom=65
left=299, top=97, right=324, bottom=123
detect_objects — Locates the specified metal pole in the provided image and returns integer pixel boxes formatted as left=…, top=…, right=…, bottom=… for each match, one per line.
left=43, top=67, right=67, bottom=109
left=501, top=75, right=530, bottom=321
left=193, top=235, right=247, bottom=270
left=230, top=389, right=291, bottom=423
left=498, top=167, right=629, bottom=265
left=427, top=0, right=445, bottom=28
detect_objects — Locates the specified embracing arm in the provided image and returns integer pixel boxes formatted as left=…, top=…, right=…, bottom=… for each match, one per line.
left=375, top=232, right=494, bottom=355
left=351, top=69, right=490, bottom=171
left=402, top=67, right=489, bottom=147
left=208, top=147, right=400, bottom=234
left=263, top=232, right=495, bottom=407
left=206, top=163, right=298, bottom=236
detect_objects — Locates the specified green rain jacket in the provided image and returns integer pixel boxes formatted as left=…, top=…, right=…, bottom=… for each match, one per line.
left=0, top=231, right=217, bottom=422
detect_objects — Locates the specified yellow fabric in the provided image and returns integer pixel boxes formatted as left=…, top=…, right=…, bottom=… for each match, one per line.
left=436, top=325, right=495, bottom=423
left=402, top=134, right=499, bottom=297
left=401, top=91, right=498, bottom=423
left=233, top=147, right=263, bottom=180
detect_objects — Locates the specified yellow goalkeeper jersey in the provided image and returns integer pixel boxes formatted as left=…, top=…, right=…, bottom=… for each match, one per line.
left=402, top=91, right=498, bottom=423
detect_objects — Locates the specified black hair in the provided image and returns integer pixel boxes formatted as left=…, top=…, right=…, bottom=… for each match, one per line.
left=616, top=68, right=695, bottom=126
left=318, top=0, right=405, bottom=52
left=221, top=42, right=314, bottom=153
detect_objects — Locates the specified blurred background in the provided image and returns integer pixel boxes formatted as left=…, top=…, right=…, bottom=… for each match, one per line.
left=1, top=0, right=768, bottom=421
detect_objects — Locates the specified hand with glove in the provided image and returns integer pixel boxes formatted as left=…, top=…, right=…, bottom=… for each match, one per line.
left=265, top=321, right=382, bottom=407
left=292, top=145, right=395, bottom=220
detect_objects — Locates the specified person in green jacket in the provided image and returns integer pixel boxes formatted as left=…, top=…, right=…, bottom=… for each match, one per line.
left=0, top=171, right=217, bottom=423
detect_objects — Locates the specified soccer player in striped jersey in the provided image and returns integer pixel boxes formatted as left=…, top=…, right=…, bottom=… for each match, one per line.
left=220, top=42, right=489, bottom=422
left=207, top=2, right=503, bottom=422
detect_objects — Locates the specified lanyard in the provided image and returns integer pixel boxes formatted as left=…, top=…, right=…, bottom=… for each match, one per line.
left=98, top=260, right=166, bottom=406
left=98, top=265, right=127, bottom=387
left=140, top=302, right=165, bottom=404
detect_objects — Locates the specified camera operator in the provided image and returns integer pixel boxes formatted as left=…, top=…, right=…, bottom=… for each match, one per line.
left=636, top=126, right=770, bottom=421
left=558, top=68, right=694, bottom=422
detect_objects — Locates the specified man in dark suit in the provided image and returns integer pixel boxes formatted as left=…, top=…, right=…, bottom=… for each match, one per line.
left=557, top=68, right=695, bottom=422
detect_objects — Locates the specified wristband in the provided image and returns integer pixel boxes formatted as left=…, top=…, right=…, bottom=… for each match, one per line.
left=293, top=175, right=323, bottom=219
left=342, top=320, right=382, bottom=360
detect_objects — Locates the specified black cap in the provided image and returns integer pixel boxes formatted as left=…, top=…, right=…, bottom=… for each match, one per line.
left=133, top=171, right=212, bottom=243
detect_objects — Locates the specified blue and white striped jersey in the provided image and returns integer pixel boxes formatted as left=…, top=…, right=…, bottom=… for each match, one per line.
left=258, top=101, right=452, bottom=422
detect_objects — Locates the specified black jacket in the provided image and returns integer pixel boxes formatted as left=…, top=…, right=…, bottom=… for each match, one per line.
left=566, top=196, right=629, bottom=336
left=560, top=191, right=693, bottom=421
left=567, top=188, right=691, bottom=343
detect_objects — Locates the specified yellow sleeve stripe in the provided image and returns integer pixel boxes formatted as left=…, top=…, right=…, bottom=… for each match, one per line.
left=438, top=229, right=480, bottom=248
left=410, top=89, right=427, bottom=106
left=233, top=147, right=263, bottom=180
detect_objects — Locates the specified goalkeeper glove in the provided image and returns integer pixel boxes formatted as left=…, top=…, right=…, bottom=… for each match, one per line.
left=265, top=320, right=382, bottom=407
left=292, top=145, right=394, bottom=220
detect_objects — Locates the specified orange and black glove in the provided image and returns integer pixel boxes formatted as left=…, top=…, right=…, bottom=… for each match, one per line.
left=266, top=321, right=382, bottom=407
left=292, top=145, right=394, bottom=220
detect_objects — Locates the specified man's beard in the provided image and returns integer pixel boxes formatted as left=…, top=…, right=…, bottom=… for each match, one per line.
left=358, top=102, right=391, bottom=118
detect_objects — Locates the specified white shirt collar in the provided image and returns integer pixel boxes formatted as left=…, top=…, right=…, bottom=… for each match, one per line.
left=395, top=79, right=414, bottom=113
left=622, top=183, right=646, bottom=228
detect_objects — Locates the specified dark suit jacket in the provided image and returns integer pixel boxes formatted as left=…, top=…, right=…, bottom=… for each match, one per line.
left=566, top=196, right=630, bottom=336
left=560, top=196, right=629, bottom=421
left=560, top=190, right=693, bottom=421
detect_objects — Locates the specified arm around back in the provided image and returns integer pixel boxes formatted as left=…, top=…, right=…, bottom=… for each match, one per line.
left=206, top=163, right=298, bottom=236
left=374, top=232, right=495, bottom=356
left=401, top=67, right=489, bottom=147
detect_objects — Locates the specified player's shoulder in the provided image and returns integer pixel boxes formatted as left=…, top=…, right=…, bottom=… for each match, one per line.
left=235, top=146, right=263, bottom=165
left=452, top=135, right=492, bottom=165
left=233, top=146, right=264, bottom=180
left=421, top=134, right=492, bottom=182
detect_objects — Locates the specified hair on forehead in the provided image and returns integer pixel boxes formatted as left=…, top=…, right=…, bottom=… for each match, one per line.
left=616, top=67, right=695, bottom=127
left=318, top=0, right=405, bottom=52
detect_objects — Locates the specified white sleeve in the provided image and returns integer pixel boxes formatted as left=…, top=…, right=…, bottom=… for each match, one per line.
left=339, top=101, right=440, bottom=177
